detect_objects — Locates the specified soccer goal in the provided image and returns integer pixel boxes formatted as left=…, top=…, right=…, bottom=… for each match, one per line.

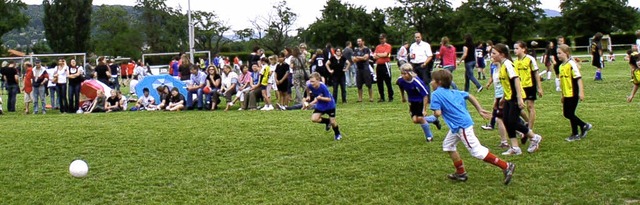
left=29, top=53, right=87, bottom=69
left=141, top=51, right=211, bottom=75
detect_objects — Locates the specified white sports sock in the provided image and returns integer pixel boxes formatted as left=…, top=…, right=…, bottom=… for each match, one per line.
left=547, top=72, right=552, bottom=80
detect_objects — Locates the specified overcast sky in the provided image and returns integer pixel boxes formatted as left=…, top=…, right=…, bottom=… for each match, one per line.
left=23, top=0, right=640, bottom=32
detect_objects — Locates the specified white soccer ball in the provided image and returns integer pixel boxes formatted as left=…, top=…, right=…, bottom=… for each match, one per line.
left=69, top=160, right=89, bottom=178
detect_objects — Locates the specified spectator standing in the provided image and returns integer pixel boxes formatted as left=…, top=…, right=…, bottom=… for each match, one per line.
left=373, top=33, right=394, bottom=102
left=32, top=59, right=49, bottom=114
left=352, top=38, right=373, bottom=102
left=54, top=58, right=69, bottom=113
left=409, top=32, right=434, bottom=93
left=343, top=41, right=356, bottom=87
left=68, top=59, right=84, bottom=113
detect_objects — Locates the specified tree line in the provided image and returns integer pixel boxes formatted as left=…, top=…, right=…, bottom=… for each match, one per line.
left=1, top=0, right=639, bottom=59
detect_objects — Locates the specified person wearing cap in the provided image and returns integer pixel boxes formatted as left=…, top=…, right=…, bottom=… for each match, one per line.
left=409, top=32, right=434, bottom=94
left=373, top=33, right=394, bottom=102
left=32, top=59, right=49, bottom=114
left=397, top=63, right=441, bottom=142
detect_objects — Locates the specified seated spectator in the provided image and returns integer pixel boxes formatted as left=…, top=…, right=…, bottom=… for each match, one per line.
left=220, top=65, right=238, bottom=111
left=85, top=90, right=107, bottom=113
left=187, top=65, right=207, bottom=110
left=166, top=87, right=185, bottom=111
left=106, top=90, right=121, bottom=112
left=117, top=90, right=128, bottom=111
left=157, top=85, right=171, bottom=110
left=132, top=88, right=157, bottom=111
left=243, top=64, right=263, bottom=110
left=205, top=65, right=221, bottom=110
left=229, top=65, right=253, bottom=110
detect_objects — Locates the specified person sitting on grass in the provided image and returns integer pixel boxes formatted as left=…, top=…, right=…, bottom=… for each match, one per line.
left=230, top=65, right=254, bottom=110
left=166, top=87, right=185, bottom=111
left=132, top=88, right=157, bottom=111
left=106, top=90, right=121, bottom=112
left=157, top=85, right=171, bottom=110
left=429, top=69, right=515, bottom=185
left=205, top=65, right=221, bottom=110
left=85, top=90, right=107, bottom=114
left=220, top=65, right=238, bottom=111
left=187, top=65, right=207, bottom=110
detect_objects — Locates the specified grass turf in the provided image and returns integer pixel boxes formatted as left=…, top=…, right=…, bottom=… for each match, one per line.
left=0, top=60, right=639, bottom=204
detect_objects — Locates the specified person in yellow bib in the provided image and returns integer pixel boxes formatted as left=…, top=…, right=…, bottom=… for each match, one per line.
left=513, top=41, right=543, bottom=132
left=492, top=44, right=542, bottom=155
left=557, top=44, right=593, bottom=142
left=627, top=50, right=640, bottom=102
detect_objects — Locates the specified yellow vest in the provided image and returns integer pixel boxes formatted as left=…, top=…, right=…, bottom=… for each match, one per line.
left=559, top=60, right=581, bottom=98
left=514, top=55, right=537, bottom=88
left=499, top=60, right=525, bottom=100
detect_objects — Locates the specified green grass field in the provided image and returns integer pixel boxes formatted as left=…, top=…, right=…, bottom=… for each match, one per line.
left=1, top=60, right=639, bottom=204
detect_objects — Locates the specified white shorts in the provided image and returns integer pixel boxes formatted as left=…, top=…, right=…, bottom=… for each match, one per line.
left=442, top=126, right=489, bottom=160
left=24, top=92, right=34, bottom=103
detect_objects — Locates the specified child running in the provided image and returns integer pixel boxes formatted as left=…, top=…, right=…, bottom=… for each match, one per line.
left=429, top=69, right=515, bottom=185
left=396, top=63, right=441, bottom=142
left=558, top=44, right=593, bottom=141
left=627, top=50, right=640, bottom=102
left=308, top=72, right=342, bottom=140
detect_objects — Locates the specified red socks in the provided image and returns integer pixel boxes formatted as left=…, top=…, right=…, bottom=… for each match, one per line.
left=454, top=160, right=465, bottom=174
left=483, top=153, right=508, bottom=170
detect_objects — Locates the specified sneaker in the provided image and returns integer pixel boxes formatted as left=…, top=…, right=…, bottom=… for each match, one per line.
left=580, top=123, right=593, bottom=139
left=433, top=119, right=442, bottom=130
left=377, top=99, right=385, bottom=103
left=565, top=135, right=580, bottom=142
left=260, top=106, right=269, bottom=111
left=42, top=110, right=46, bottom=115
left=447, top=172, right=468, bottom=182
left=33, top=111, right=38, bottom=115
left=238, top=108, right=244, bottom=111
left=325, top=123, right=331, bottom=131
left=556, top=87, right=561, bottom=92
left=426, top=137, right=433, bottom=142
left=503, top=163, right=515, bottom=185
left=527, top=134, right=542, bottom=153
left=481, top=124, right=493, bottom=130
left=499, top=142, right=510, bottom=149
left=334, top=134, right=342, bottom=141
left=477, top=86, right=484, bottom=93
left=501, top=147, right=522, bottom=156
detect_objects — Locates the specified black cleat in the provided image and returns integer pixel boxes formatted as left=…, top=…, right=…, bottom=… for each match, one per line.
left=503, top=163, right=515, bottom=185
left=434, top=119, right=442, bottom=130
left=447, top=173, right=468, bottom=182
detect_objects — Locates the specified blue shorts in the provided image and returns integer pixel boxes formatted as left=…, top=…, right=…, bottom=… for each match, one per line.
left=476, top=58, right=486, bottom=68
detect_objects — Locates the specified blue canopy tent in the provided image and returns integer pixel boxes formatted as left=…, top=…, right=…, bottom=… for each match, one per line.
left=134, top=75, right=188, bottom=105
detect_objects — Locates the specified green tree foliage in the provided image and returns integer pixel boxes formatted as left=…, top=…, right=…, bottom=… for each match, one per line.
left=234, top=28, right=254, bottom=42
left=0, top=0, right=29, bottom=47
left=301, top=0, right=385, bottom=48
left=454, top=0, right=543, bottom=43
left=250, top=0, right=297, bottom=54
left=135, top=0, right=187, bottom=53
left=92, top=5, right=143, bottom=58
left=389, top=0, right=454, bottom=43
left=560, top=0, right=640, bottom=35
left=192, top=11, right=231, bottom=54
left=43, top=0, right=92, bottom=53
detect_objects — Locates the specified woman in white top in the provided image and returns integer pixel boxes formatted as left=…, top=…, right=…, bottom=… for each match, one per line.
left=54, top=58, right=69, bottom=113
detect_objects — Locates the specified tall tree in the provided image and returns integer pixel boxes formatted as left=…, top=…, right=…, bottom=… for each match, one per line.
left=135, top=0, right=187, bottom=53
left=391, top=0, right=454, bottom=42
left=43, top=0, right=92, bottom=53
left=192, top=11, right=231, bottom=54
left=0, top=0, right=29, bottom=47
left=234, top=28, right=254, bottom=42
left=92, top=5, right=143, bottom=58
left=250, top=0, right=297, bottom=54
left=454, top=0, right=543, bottom=43
left=560, top=0, right=640, bottom=35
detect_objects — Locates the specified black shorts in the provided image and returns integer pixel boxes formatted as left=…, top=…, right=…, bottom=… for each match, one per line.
left=126, top=75, right=133, bottom=79
left=524, top=87, right=537, bottom=101
left=409, top=101, right=424, bottom=117
left=314, top=108, right=336, bottom=118
left=276, top=81, right=290, bottom=92
left=477, top=58, right=486, bottom=68
left=494, top=98, right=503, bottom=119
left=592, top=59, right=603, bottom=69
left=356, top=68, right=372, bottom=89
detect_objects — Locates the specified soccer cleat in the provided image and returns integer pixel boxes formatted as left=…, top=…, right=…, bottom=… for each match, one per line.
left=527, top=134, right=542, bottom=153
left=503, top=163, right=515, bottom=185
left=325, top=123, right=331, bottom=131
left=481, top=124, right=493, bottom=130
left=477, top=86, right=484, bottom=93
left=580, top=123, right=593, bottom=139
left=447, top=172, right=468, bottom=182
left=334, top=134, right=342, bottom=141
left=501, top=147, right=522, bottom=156
left=434, top=119, right=442, bottom=130
left=426, top=137, right=433, bottom=142
left=565, top=135, right=580, bottom=142
left=499, top=142, right=510, bottom=149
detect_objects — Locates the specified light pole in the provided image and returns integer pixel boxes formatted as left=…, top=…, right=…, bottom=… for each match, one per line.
left=188, top=0, right=195, bottom=64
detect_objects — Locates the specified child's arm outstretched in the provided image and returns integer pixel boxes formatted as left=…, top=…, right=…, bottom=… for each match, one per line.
left=467, top=94, right=492, bottom=120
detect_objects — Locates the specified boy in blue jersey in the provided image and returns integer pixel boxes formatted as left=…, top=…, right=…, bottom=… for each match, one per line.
left=397, top=63, right=441, bottom=142
left=430, top=69, right=515, bottom=185
left=308, top=72, right=342, bottom=140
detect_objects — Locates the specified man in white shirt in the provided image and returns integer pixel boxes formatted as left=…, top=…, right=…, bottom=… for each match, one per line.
left=45, top=63, right=58, bottom=110
left=409, top=32, right=434, bottom=92
left=187, top=65, right=207, bottom=110
left=134, top=88, right=156, bottom=111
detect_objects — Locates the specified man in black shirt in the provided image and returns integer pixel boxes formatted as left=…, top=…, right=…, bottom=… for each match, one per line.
left=1, top=61, right=19, bottom=112
left=352, top=38, right=373, bottom=102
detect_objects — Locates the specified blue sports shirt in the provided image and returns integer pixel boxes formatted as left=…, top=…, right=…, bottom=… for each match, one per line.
left=307, top=83, right=335, bottom=111
left=430, top=87, right=474, bottom=133
left=396, top=77, right=429, bottom=103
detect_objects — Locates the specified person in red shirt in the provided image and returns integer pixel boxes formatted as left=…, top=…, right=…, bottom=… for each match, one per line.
left=22, top=62, right=34, bottom=114
left=126, top=60, right=135, bottom=87
left=373, top=33, right=394, bottom=102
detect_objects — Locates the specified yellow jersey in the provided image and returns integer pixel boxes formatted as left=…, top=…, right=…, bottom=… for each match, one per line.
left=559, top=60, right=582, bottom=98
left=514, top=54, right=539, bottom=88
left=633, top=69, right=640, bottom=85
left=499, top=59, right=525, bottom=101
left=260, top=65, right=271, bottom=86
